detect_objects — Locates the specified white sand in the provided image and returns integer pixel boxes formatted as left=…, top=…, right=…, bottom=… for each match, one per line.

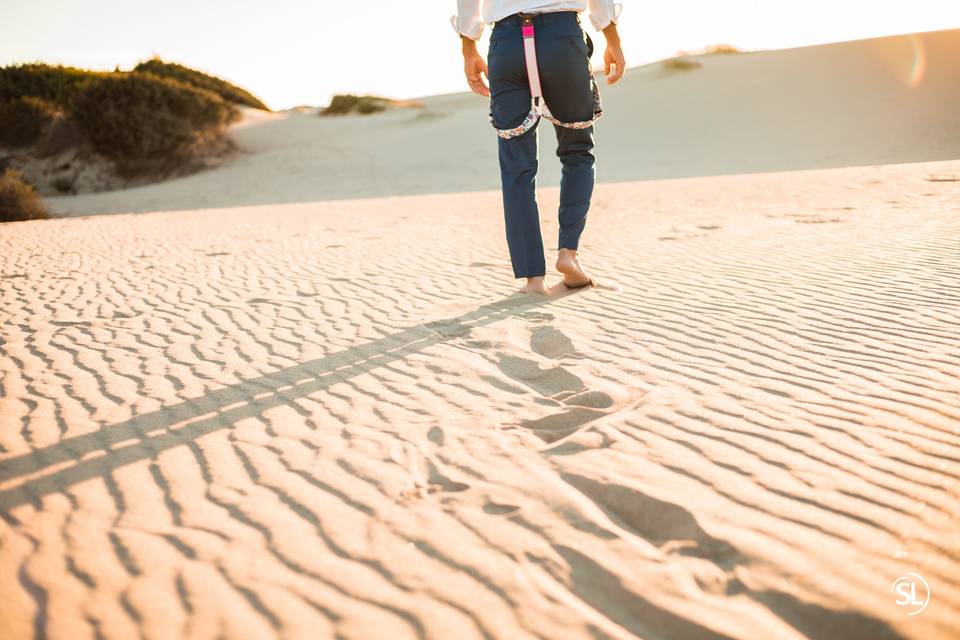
left=1, top=28, right=959, bottom=640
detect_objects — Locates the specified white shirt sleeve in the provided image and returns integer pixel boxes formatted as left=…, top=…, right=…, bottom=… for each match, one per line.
left=451, top=0, right=484, bottom=41
left=587, top=1, right=623, bottom=31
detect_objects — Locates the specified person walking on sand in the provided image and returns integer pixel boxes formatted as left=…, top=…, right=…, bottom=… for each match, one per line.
left=452, top=1, right=625, bottom=294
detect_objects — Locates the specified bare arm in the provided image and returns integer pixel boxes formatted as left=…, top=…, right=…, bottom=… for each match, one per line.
left=461, top=36, right=489, bottom=97
left=602, top=22, right=625, bottom=84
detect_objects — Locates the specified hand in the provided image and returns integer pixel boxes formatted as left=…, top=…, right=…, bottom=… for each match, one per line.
left=601, top=23, right=625, bottom=85
left=603, top=43, right=625, bottom=85
left=461, top=38, right=489, bottom=97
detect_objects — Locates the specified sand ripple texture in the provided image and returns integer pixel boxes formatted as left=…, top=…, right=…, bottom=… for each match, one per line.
left=1, top=160, right=959, bottom=639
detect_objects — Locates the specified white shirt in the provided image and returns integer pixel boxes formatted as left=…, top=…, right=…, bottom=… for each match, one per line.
left=452, top=1, right=623, bottom=40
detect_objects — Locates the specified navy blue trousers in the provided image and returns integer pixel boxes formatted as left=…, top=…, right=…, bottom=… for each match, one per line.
left=488, top=11, right=597, bottom=279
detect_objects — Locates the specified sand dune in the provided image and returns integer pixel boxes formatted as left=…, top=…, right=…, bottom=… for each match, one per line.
left=2, top=25, right=960, bottom=640
left=2, top=158, right=959, bottom=638
left=45, top=27, right=960, bottom=218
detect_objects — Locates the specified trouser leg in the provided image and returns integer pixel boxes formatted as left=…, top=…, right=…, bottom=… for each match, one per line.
left=536, top=13, right=598, bottom=253
left=555, top=125, right=595, bottom=250
left=488, top=15, right=546, bottom=279
left=498, top=126, right=545, bottom=278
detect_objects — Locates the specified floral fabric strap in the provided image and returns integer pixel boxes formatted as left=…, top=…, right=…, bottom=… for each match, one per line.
left=491, top=15, right=603, bottom=140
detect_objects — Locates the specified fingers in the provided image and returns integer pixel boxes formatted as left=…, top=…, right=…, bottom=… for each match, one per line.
left=478, top=59, right=490, bottom=96
left=606, top=55, right=625, bottom=85
left=464, top=57, right=490, bottom=97
left=466, top=74, right=489, bottom=97
left=476, top=77, right=490, bottom=97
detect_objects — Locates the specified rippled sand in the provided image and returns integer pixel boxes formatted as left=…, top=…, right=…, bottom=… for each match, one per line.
left=2, top=160, right=958, bottom=639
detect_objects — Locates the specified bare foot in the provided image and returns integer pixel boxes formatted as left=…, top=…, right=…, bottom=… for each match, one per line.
left=518, top=277, right=549, bottom=295
left=556, top=249, right=592, bottom=288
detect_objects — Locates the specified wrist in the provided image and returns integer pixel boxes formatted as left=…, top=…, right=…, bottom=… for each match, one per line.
left=602, top=23, right=621, bottom=46
left=461, top=36, right=478, bottom=54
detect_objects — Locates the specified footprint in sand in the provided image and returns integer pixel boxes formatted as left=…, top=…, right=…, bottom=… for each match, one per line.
left=495, top=325, right=642, bottom=444
left=426, top=319, right=472, bottom=338
left=427, top=426, right=444, bottom=446
left=497, top=354, right=583, bottom=397
left=398, top=451, right=471, bottom=501
left=530, top=326, right=577, bottom=360
left=429, top=309, right=639, bottom=446
left=520, top=407, right=610, bottom=443
left=558, top=471, right=743, bottom=594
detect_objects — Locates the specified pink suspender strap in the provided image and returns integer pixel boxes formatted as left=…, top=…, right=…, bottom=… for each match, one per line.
left=489, top=14, right=603, bottom=139
left=521, top=22, right=543, bottom=100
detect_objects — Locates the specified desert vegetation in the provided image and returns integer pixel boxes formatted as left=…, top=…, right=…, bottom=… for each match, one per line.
left=0, top=168, right=49, bottom=222
left=662, top=58, right=703, bottom=72
left=70, top=71, right=239, bottom=174
left=0, top=95, right=59, bottom=148
left=1, top=63, right=242, bottom=172
left=320, top=94, right=423, bottom=116
left=702, top=43, right=742, bottom=55
left=673, top=43, right=744, bottom=58
left=0, top=60, right=264, bottom=205
left=321, top=94, right=391, bottom=115
left=662, top=43, right=742, bottom=74
left=133, top=58, right=268, bottom=110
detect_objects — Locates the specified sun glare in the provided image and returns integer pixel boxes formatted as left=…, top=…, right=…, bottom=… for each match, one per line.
left=909, top=34, right=928, bottom=88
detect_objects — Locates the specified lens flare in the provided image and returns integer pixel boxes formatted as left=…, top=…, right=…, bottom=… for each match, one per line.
left=909, top=34, right=927, bottom=88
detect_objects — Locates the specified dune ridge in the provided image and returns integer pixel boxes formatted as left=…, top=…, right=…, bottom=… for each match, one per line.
left=43, top=27, right=960, bottom=218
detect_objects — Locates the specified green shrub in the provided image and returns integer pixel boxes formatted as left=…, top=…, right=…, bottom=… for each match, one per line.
left=0, top=169, right=49, bottom=222
left=0, top=63, right=101, bottom=108
left=0, top=61, right=254, bottom=178
left=356, top=98, right=387, bottom=114
left=322, top=94, right=388, bottom=116
left=323, top=94, right=360, bottom=114
left=71, top=72, right=239, bottom=169
left=133, top=58, right=269, bottom=110
left=0, top=96, right=59, bottom=147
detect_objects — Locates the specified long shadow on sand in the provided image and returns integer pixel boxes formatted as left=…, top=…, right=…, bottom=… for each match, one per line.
left=0, top=292, right=556, bottom=514
left=0, top=288, right=917, bottom=640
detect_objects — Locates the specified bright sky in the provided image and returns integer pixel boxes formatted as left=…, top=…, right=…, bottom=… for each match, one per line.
left=3, top=1, right=959, bottom=110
